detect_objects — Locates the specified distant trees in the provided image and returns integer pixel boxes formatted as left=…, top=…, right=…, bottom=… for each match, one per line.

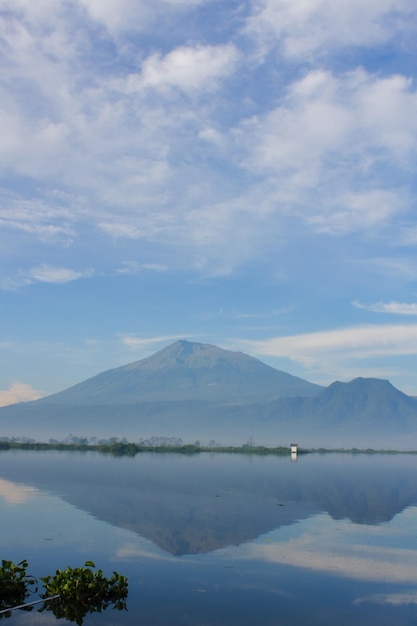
left=0, top=435, right=294, bottom=457
left=137, top=436, right=184, bottom=447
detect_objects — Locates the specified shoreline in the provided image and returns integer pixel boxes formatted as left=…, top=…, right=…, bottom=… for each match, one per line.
left=1, top=440, right=417, bottom=456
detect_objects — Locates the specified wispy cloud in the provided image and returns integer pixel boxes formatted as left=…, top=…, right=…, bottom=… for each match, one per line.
left=0, top=265, right=95, bottom=291
left=0, top=196, right=77, bottom=245
left=1, top=1, right=415, bottom=277
left=29, top=264, right=95, bottom=284
left=353, top=301, right=417, bottom=315
left=245, top=0, right=417, bottom=60
left=1, top=0, right=417, bottom=395
left=244, top=324, right=417, bottom=367
left=195, top=307, right=292, bottom=321
left=355, top=592, right=417, bottom=606
left=114, top=261, right=168, bottom=275
left=236, top=68, right=417, bottom=236
left=120, top=334, right=194, bottom=352
left=78, top=0, right=205, bottom=35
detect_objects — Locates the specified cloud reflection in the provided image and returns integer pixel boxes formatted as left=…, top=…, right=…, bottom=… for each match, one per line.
left=9, top=612, right=59, bottom=625
left=0, top=478, right=38, bottom=504
left=355, top=592, right=417, bottom=606
left=233, top=512, right=417, bottom=584
left=115, top=542, right=179, bottom=563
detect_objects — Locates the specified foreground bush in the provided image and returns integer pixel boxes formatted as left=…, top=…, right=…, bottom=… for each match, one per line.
left=0, top=560, right=128, bottom=624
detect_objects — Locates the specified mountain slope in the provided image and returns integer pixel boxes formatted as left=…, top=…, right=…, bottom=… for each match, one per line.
left=304, top=378, right=417, bottom=428
left=255, top=377, right=417, bottom=445
left=2, top=344, right=417, bottom=448
left=37, top=340, right=323, bottom=405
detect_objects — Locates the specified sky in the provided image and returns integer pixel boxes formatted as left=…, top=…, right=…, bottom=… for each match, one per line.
left=1, top=0, right=417, bottom=405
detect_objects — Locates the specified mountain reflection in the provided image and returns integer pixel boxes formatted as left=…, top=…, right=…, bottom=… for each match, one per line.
left=1, top=451, right=417, bottom=556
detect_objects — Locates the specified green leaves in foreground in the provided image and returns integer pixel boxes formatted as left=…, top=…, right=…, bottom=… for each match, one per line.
left=40, top=561, right=128, bottom=625
left=0, top=560, right=128, bottom=625
left=0, top=560, right=37, bottom=617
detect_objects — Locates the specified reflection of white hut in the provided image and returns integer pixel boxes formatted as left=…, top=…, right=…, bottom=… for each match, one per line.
left=290, top=443, right=298, bottom=461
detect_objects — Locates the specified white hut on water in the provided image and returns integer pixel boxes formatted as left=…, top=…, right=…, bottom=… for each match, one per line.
left=290, top=443, right=298, bottom=461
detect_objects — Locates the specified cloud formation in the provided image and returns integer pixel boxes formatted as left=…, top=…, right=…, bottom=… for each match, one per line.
left=0, top=265, right=95, bottom=290
left=121, top=334, right=194, bottom=352
left=129, top=44, right=240, bottom=94
left=245, top=324, right=417, bottom=366
left=245, top=0, right=417, bottom=59
left=353, top=301, right=417, bottom=315
left=0, top=0, right=415, bottom=274
left=1, top=0, right=417, bottom=393
left=0, top=383, right=45, bottom=407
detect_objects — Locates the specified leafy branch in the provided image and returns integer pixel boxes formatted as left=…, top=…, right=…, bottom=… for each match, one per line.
left=0, top=560, right=128, bottom=624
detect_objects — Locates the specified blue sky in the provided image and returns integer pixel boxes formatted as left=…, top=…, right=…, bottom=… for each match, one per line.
left=1, top=0, right=417, bottom=405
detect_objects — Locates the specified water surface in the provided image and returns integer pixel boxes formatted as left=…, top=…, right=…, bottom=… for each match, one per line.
left=1, top=450, right=417, bottom=625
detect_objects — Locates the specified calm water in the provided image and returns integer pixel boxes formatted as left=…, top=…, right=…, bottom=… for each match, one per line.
left=2, top=450, right=417, bottom=625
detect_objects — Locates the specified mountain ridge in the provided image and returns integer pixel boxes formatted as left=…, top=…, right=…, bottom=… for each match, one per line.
left=36, top=339, right=323, bottom=405
left=1, top=340, right=417, bottom=448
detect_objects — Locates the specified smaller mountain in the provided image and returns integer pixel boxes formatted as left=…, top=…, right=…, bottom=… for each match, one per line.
left=301, top=377, right=417, bottom=430
left=254, top=377, right=417, bottom=446
left=36, top=340, right=323, bottom=405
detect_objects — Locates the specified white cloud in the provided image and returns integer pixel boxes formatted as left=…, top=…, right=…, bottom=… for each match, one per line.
left=245, top=0, right=417, bottom=59
left=287, top=68, right=416, bottom=162
left=196, top=307, right=291, bottom=321
left=371, top=257, right=417, bottom=280
left=307, top=189, right=407, bottom=235
left=120, top=334, right=194, bottom=351
left=28, top=264, right=94, bottom=284
left=0, top=265, right=95, bottom=290
left=115, top=262, right=168, bottom=275
left=0, top=197, right=77, bottom=245
left=353, top=301, right=417, bottom=315
left=78, top=0, right=205, bottom=35
left=0, top=383, right=45, bottom=407
left=236, top=68, right=417, bottom=234
left=244, top=324, right=417, bottom=368
left=128, top=44, right=240, bottom=94
left=0, top=0, right=416, bottom=279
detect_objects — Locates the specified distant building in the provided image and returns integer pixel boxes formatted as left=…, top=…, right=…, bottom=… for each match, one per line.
left=290, top=443, right=298, bottom=461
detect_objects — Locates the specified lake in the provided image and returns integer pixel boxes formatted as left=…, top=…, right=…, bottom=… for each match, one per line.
left=2, top=449, right=417, bottom=625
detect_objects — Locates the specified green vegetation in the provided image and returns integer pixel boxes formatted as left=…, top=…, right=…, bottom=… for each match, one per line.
left=310, top=447, right=417, bottom=455
left=0, top=438, right=292, bottom=456
left=1, top=437, right=416, bottom=456
left=0, top=560, right=127, bottom=624
left=0, top=560, right=37, bottom=616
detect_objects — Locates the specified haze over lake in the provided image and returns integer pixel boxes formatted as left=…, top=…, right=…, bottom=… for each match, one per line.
left=2, top=450, right=417, bottom=625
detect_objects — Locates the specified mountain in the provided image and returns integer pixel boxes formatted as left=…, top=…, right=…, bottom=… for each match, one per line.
left=3, top=452, right=416, bottom=556
left=300, top=377, right=417, bottom=429
left=1, top=341, right=417, bottom=448
left=250, top=377, right=417, bottom=446
left=36, top=339, right=323, bottom=404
